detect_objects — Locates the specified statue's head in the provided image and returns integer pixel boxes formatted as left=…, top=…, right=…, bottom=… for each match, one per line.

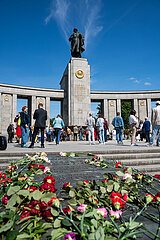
left=73, top=28, right=78, bottom=33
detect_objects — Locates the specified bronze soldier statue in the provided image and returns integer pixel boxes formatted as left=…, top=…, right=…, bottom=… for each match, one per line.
left=69, top=28, right=85, bottom=58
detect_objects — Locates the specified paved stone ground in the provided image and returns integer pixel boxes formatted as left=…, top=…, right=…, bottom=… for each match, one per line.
left=1, top=140, right=160, bottom=239
left=2, top=139, right=159, bottom=154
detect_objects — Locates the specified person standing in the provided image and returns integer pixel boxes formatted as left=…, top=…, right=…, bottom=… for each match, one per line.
left=97, top=114, right=105, bottom=144
left=20, top=106, right=30, bottom=148
left=79, top=126, right=84, bottom=141
left=7, top=123, right=13, bottom=143
left=86, top=113, right=95, bottom=145
left=143, top=117, right=151, bottom=143
left=112, top=112, right=124, bottom=144
left=129, top=110, right=138, bottom=146
left=53, top=115, right=64, bottom=145
left=104, top=118, right=109, bottom=142
left=14, top=112, right=21, bottom=143
left=73, top=125, right=78, bottom=141
left=149, top=101, right=160, bottom=146
left=29, top=103, right=47, bottom=148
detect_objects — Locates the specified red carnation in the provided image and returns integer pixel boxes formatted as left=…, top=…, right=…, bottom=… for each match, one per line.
left=42, top=209, right=53, bottom=222
left=0, top=172, right=6, bottom=179
left=2, top=194, right=8, bottom=204
left=40, top=182, right=57, bottom=193
left=154, top=174, right=160, bottom=180
left=102, top=179, right=108, bottom=183
left=43, top=176, right=55, bottom=184
left=116, top=162, right=121, bottom=168
left=63, top=206, right=73, bottom=215
left=20, top=210, right=31, bottom=220
left=155, top=193, right=160, bottom=202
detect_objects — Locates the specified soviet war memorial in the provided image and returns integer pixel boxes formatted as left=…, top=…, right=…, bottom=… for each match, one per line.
left=0, top=1, right=160, bottom=240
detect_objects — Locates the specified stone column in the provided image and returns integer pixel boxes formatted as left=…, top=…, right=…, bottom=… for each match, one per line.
left=138, top=99, right=147, bottom=121
left=12, top=94, right=17, bottom=124
left=1, top=94, right=12, bottom=134
left=46, top=97, right=50, bottom=127
left=134, top=99, right=138, bottom=117
left=108, top=100, right=116, bottom=130
left=103, top=99, right=108, bottom=120
left=147, top=98, right=151, bottom=120
left=117, top=99, right=121, bottom=114
left=31, top=96, right=36, bottom=126
left=60, top=58, right=90, bottom=126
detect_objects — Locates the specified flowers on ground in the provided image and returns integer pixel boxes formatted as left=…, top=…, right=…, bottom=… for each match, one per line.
left=110, top=210, right=122, bottom=219
left=64, top=233, right=76, bottom=240
left=77, top=204, right=87, bottom=212
left=116, top=162, right=121, bottom=168
left=96, top=208, right=107, bottom=218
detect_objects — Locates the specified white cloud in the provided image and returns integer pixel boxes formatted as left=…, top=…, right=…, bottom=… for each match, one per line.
left=45, top=0, right=103, bottom=48
left=144, top=82, right=152, bottom=86
left=134, top=79, right=140, bottom=84
left=129, top=77, right=136, bottom=80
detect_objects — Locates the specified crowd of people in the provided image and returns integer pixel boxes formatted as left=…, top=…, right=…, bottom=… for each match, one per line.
left=6, top=100, right=160, bottom=148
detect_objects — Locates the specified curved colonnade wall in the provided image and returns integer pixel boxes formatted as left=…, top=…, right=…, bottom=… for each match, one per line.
left=0, top=83, right=64, bottom=134
left=1, top=82, right=160, bottom=135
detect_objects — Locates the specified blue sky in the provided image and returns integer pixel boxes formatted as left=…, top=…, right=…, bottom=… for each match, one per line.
left=0, top=0, right=160, bottom=117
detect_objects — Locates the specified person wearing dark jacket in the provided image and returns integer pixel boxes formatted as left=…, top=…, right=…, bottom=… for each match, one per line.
left=143, top=117, right=151, bottom=143
left=20, top=106, right=30, bottom=147
left=29, top=103, right=47, bottom=148
left=7, top=123, right=13, bottom=143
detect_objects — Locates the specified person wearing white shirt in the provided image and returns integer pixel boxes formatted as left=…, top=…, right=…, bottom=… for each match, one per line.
left=129, top=110, right=138, bottom=146
left=149, top=101, right=160, bottom=146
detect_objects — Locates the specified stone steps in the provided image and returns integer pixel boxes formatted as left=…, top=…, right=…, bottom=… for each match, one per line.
left=102, top=152, right=160, bottom=160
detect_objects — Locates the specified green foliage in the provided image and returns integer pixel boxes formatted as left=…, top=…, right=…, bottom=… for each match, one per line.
left=121, top=101, right=132, bottom=129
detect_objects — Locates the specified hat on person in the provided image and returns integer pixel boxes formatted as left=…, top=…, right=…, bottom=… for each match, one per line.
left=145, top=117, right=148, bottom=120
left=156, top=101, right=160, bottom=105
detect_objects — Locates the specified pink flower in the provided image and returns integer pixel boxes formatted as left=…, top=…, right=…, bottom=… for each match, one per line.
left=96, top=208, right=107, bottom=218
left=64, top=233, right=76, bottom=240
left=110, top=210, right=122, bottom=219
left=77, top=204, right=87, bottom=212
left=84, top=159, right=88, bottom=163
left=123, top=173, right=132, bottom=180
left=43, top=167, right=50, bottom=174
left=90, top=161, right=94, bottom=165
left=59, top=152, right=67, bottom=156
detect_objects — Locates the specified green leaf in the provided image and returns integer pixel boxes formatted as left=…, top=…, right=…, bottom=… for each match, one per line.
left=88, top=233, right=95, bottom=240
left=114, top=182, right=120, bottom=192
left=69, top=190, right=76, bottom=198
left=78, top=199, right=84, bottom=205
left=0, top=220, right=14, bottom=233
left=41, top=222, right=53, bottom=230
left=41, top=192, right=57, bottom=203
left=18, top=190, right=30, bottom=197
left=51, top=228, right=67, bottom=239
left=6, top=194, right=17, bottom=209
left=85, top=212, right=94, bottom=218
left=6, top=229, right=19, bottom=240
left=116, top=171, right=124, bottom=177
left=91, top=219, right=98, bottom=228
left=67, top=198, right=77, bottom=206
left=16, top=233, right=31, bottom=239
left=77, top=181, right=83, bottom=186
left=53, top=218, right=61, bottom=228
left=107, top=184, right=113, bottom=192
left=30, top=190, right=42, bottom=200
left=129, top=221, right=140, bottom=230
left=100, top=187, right=106, bottom=194
left=62, top=219, right=72, bottom=227
left=127, top=167, right=132, bottom=175
left=69, top=152, right=76, bottom=157
left=7, top=186, right=21, bottom=196
left=51, top=208, right=59, bottom=217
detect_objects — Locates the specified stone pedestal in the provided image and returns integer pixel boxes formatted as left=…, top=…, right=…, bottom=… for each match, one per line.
left=60, top=58, right=90, bottom=126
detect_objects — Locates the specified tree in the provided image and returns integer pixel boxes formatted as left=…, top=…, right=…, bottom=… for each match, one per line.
left=121, top=101, right=132, bottom=129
